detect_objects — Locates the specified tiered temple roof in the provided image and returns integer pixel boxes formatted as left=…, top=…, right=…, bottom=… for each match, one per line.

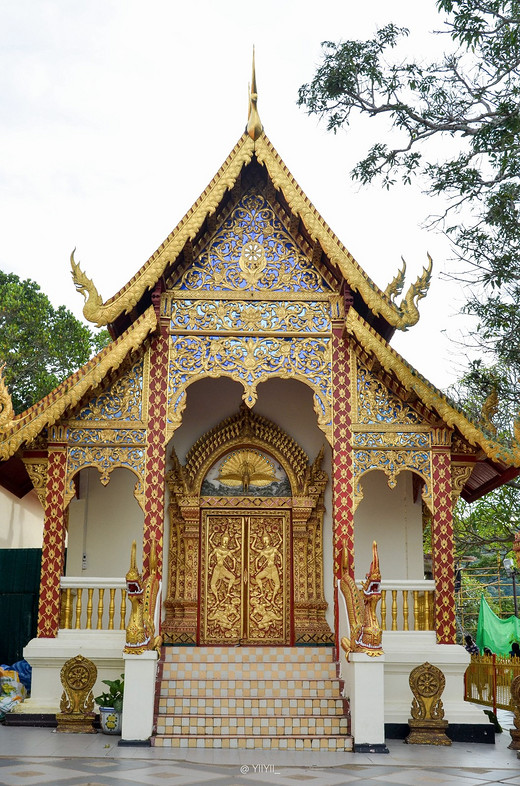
left=1, top=74, right=518, bottom=500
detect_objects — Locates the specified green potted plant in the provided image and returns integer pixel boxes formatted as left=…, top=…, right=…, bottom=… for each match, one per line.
left=94, top=674, right=124, bottom=734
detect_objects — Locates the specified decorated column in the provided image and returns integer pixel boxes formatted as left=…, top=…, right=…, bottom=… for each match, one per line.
left=431, top=428, right=457, bottom=644
left=332, top=294, right=354, bottom=582
left=142, top=326, right=169, bottom=577
left=37, top=429, right=68, bottom=637
left=331, top=295, right=355, bottom=652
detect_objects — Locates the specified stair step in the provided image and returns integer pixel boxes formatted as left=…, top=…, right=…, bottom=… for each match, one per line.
left=152, top=734, right=353, bottom=750
left=155, top=714, right=350, bottom=736
left=154, top=647, right=351, bottom=749
left=158, top=696, right=346, bottom=715
left=163, top=646, right=335, bottom=664
left=161, top=664, right=338, bottom=680
left=160, top=679, right=342, bottom=698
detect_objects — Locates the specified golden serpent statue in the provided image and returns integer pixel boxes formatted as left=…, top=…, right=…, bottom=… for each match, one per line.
left=124, top=539, right=162, bottom=655
left=340, top=540, right=383, bottom=659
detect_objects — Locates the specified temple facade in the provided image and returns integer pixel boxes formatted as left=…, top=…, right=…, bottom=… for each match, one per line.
left=1, top=77, right=519, bottom=748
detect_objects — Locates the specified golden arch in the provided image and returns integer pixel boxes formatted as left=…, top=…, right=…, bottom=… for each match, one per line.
left=353, top=467, right=432, bottom=515
left=163, top=406, right=333, bottom=646
left=167, top=354, right=332, bottom=443
left=64, top=462, right=145, bottom=512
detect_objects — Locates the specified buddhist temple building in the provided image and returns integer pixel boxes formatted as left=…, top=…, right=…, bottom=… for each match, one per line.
left=1, top=65, right=519, bottom=750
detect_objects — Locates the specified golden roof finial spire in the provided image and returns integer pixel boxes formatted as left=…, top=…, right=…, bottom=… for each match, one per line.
left=247, top=47, right=263, bottom=141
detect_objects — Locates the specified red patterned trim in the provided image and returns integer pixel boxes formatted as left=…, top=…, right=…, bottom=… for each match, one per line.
left=431, top=448, right=457, bottom=644
left=332, top=329, right=354, bottom=582
left=143, top=333, right=168, bottom=576
left=37, top=447, right=68, bottom=637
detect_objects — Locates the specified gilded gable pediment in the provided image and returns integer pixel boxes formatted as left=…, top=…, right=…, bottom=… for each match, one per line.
left=168, top=191, right=333, bottom=296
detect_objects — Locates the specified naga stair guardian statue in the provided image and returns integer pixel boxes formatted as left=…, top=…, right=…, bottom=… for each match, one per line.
left=340, top=540, right=383, bottom=659
left=124, top=540, right=162, bottom=655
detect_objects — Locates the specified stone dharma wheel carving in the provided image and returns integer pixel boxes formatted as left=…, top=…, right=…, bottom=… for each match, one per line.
left=405, top=662, right=451, bottom=746
left=56, top=654, right=97, bottom=734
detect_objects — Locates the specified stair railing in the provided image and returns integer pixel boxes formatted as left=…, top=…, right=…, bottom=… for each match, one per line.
left=60, top=577, right=127, bottom=631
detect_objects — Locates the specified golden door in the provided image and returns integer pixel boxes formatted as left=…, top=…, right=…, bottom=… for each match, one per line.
left=200, top=511, right=291, bottom=645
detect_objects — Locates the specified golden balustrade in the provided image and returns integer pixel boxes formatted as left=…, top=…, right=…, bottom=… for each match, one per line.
left=60, top=578, right=128, bottom=631
left=337, top=578, right=436, bottom=650
left=465, top=654, right=520, bottom=713
left=378, top=581, right=435, bottom=632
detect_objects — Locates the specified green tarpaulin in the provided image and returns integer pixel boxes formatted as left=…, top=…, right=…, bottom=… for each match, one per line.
left=476, top=595, right=520, bottom=655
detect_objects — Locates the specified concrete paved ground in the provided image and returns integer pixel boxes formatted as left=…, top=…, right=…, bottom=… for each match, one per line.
left=1, top=711, right=519, bottom=785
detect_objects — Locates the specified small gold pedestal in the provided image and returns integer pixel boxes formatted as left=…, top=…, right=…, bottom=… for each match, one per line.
left=406, top=718, right=451, bottom=746
left=405, top=662, right=451, bottom=746
left=56, top=712, right=97, bottom=734
left=55, top=654, right=98, bottom=734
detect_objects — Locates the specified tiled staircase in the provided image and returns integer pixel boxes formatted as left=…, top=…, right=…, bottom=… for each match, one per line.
left=152, top=646, right=352, bottom=750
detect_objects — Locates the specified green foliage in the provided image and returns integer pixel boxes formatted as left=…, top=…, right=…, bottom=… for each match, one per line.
left=449, top=360, right=520, bottom=443
left=454, top=486, right=520, bottom=559
left=0, top=271, right=110, bottom=413
left=298, top=1, right=520, bottom=388
left=94, top=674, right=124, bottom=712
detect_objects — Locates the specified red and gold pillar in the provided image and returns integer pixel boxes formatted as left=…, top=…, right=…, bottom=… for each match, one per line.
left=37, top=436, right=68, bottom=637
left=331, top=316, right=355, bottom=675
left=143, top=329, right=169, bottom=577
left=331, top=324, right=354, bottom=583
left=431, top=428, right=457, bottom=644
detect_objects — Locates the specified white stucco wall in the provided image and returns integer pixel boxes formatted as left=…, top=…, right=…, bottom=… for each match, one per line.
left=67, top=467, right=143, bottom=577
left=353, top=470, right=424, bottom=581
left=0, top=486, right=43, bottom=549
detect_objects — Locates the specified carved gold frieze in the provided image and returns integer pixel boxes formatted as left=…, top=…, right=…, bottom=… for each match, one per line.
left=74, top=359, right=144, bottom=423
left=173, top=192, right=332, bottom=295
left=67, top=428, right=146, bottom=445
left=22, top=457, right=48, bottom=507
left=167, top=334, right=332, bottom=442
left=451, top=463, right=474, bottom=502
left=353, top=431, right=430, bottom=449
left=356, top=363, right=423, bottom=426
left=199, top=495, right=292, bottom=508
left=353, top=448, right=430, bottom=488
left=64, top=446, right=145, bottom=510
left=165, top=298, right=331, bottom=334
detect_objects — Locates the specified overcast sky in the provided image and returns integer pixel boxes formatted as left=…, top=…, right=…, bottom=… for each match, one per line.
left=0, top=1, right=474, bottom=390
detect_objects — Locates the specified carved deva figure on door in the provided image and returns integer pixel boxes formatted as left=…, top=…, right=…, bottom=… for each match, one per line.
left=206, top=521, right=242, bottom=640
left=209, top=533, right=238, bottom=601
left=249, top=525, right=284, bottom=638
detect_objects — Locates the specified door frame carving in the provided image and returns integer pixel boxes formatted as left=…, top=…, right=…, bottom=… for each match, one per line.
left=163, top=405, right=333, bottom=645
